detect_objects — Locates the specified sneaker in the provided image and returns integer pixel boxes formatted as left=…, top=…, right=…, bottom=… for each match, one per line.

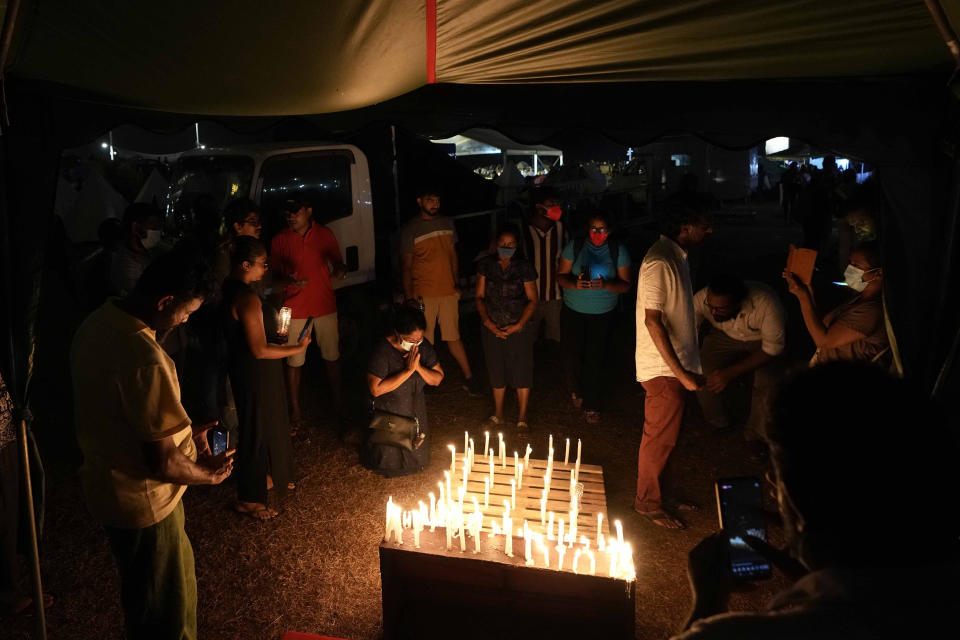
left=463, top=376, right=484, bottom=396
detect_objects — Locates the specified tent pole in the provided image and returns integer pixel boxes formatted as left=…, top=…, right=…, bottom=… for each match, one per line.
left=17, top=416, right=46, bottom=639
left=923, top=1, right=960, bottom=69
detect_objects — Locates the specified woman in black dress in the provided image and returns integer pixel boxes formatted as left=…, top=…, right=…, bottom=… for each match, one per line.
left=222, top=237, right=309, bottom=519
left=363, top=307, right=444, bottom=476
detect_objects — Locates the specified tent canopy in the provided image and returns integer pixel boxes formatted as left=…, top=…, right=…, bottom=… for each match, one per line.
left=3, top=0, right=955, bottom=116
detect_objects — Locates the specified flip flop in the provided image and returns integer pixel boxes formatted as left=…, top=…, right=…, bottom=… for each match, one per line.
left=635, top=508, right=686, bottom=530
left=516, top=421, right=530, bottom=430
left=233, top=504, right=279, bottom=521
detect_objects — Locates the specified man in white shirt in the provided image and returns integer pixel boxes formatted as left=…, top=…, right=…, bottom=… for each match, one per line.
left=634, top=200, right=711, bottom=529
left=693, top=275, right=785, bottom=449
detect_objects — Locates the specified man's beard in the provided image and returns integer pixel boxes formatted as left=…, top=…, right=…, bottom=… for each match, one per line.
left=424, top=208, right=439, bottom=216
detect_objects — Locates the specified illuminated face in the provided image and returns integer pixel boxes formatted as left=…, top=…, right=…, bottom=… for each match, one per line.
left=705, top=291, right=740, bottom=322
left=244, top=253, right=269, bottom=281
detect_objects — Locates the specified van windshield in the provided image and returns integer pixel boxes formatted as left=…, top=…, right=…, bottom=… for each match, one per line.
left=167, top=155, right=254, bottom=230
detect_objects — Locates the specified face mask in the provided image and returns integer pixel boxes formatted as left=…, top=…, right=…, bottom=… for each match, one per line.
left=545, top=205, right=563, bottom=221
left=398, top=335, right=421, bottom=352
left=497, top=246, right=516, bottom=259
left=141, top=229, right=162, bottom=250
left=843, top=264, right=878, bottom=292
left=589, top=231, right=608, bottom=247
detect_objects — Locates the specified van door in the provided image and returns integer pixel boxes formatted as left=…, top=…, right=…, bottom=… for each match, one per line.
left=256, top=146, right=375, bottom=289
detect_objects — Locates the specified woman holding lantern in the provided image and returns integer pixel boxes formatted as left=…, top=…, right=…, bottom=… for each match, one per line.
left=221, top=236, right=309, bottom=520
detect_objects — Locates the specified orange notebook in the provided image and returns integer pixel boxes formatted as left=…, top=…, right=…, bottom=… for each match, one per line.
left=786, top=245, right=817, bottom=285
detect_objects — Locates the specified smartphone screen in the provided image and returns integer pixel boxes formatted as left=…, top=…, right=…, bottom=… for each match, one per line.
left=207, top=429, right=228, bottom=457
left=715, top=476, right=771, bottom=580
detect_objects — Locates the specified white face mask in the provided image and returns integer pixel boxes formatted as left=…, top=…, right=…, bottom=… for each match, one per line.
left=398, top=335, right=422, bottom=352
left=843, top=264, right=878, bottom=292
left=141, top=229, right=162, bottom=250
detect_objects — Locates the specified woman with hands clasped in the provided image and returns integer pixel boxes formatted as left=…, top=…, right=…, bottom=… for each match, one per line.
left=363, top=307, right=444, bottom=476
left=476, top=227, right=539, bottom=429
left=222, top=236, right=309, bottom=520
left=557, top=213, right=631, bottom=424
left=783, top=241, right=889, bottom=367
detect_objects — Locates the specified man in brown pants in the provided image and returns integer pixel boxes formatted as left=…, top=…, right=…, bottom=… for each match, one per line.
left=634, top=199, right=712, bottom=529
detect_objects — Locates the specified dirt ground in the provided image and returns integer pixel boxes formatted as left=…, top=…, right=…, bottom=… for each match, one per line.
left=8, top=202, right=812, bottom=639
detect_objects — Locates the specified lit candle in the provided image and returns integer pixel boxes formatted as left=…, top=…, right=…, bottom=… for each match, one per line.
left=615, top=519, right=624, bottom=548
left=580, top=535, right=590, bottom=551
left=556, top=543, right=566, bottom=570
left=540, top=495, right=546, bottom=526
left=428, top=492, right=437, bottom=530
left=575, top=438, right=582, bottom=481
left=514, top=451, right=519, bottom=478
left=587, top=549, right=596, bottom=575
left=484, top=431, right=490, bottom=458
left=472, top=499, right=482, bottom=554
left=539, top=540, right=550, bottom=568
left=608, top=545, right=620, bottom=578
left=597, top=513, right=603, bottom=547
left=524, top=521, right=534, bottom=565
left=510, top=478, right=516, bottom=505
left=402, top=511, right=412, bottom=529
left=504, top=517, right=513, bottom=557
left=468, top=438, right=475, bottom=468
left=572, top=548, right=582, bottom=574
left=448, top=445, right=456, bottom=477
left=277, top=306, right=292, bottom=336
left=564, top=438, right=570, bottom=465
left=549, top=434, right=553, bottom=452
left=502, top=500, right=511, bottom=541
left=459, top=508, right=466, bottom=552
left=598, top=533, right=606, bottom=551
left=445, top=509, right=453, bottom=550
left=412, top=510, right=422, bottom=548
left=547, top=511, right=555, bottom=540
left=499, top=433, right=506, bottom=468
left=558, top=518, right=565, bottom=549
left=488, top=448, right=494, bottom=483
left=517, top=463, right=523, bottom=489
left=462, top=455, right=469, bottom=489
left=483, top=476, right=490, bottom=508
left=444, top=471, right=452, bottom=507
left=523, top=444, right=532, bottom=469
left=464, top=431, right=469, bottom=457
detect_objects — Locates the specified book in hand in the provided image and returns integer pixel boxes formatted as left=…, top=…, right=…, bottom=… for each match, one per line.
left=786, top=245, right=817, bottom=285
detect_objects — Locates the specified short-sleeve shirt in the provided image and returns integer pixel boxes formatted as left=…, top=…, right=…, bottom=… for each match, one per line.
left=367, top=338, right=440, bottom=429
left=693, top=282, right=787, bottom=356
left=71, top=300, right=197, bottom=529
left=635, top=235, right=701, bottom=382
left=523, top=221, right=565, bottom=301
left=476, top=255, right=538, bottom=326
left=560, top=239, right=631, bottom=314
left=271, top=221, right=343, bottom=318
left=813, top=296, right=889, bottom=366
left=399, top=216, right=458, bottom=297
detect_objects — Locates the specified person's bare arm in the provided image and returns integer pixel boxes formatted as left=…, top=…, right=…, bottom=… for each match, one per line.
left=237, top=291, right=309, bottom=359
left=416, top=361, right=444, bottom=386
left=601, top=264, right=632, bottom=294
left=557, top=257, right=592, bottom=290
left=644, top=309, right=703, bottom=391
left=143, top=435, right=234, bottom=486
left=785, top=273, right=866, bottom=349
left=476, top=275, right=507, bottom=338
left=368, top=345, right=420, bottom=396
left=401, top=253, right=415, bottom=301
left=706, top=349, right=774, bottom=393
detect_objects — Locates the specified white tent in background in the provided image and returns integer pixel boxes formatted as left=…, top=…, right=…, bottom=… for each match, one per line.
left=494, top=160, right=526, bottom=206
left=60, top=167, right=127, bottom=242
left=135, top=168, right=169, bottom=207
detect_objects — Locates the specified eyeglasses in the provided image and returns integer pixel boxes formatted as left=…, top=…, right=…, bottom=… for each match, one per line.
left=255, top=260, right=269, bottom=268
left=243, top=217, right=261, bottom=226
left=590, top=226, right=608, bottom=234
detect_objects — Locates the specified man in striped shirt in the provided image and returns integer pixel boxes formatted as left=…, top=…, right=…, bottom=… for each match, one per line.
left=523, top=188, right=566, bottom=343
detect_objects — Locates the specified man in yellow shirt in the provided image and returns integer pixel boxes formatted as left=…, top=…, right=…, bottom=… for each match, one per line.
left=72, top=246, right=233, bottom=640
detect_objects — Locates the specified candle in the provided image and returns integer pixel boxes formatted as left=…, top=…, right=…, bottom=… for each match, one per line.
left=514, top=451, right=519, bottom=478
left=384, top=497, right=402, bottom=543
left=510, top=479, right=516, bottom=505
left=428, top=492, right=437, bottom=529
left=462, top=455, right=469, bottom=490
left=564, top=438, right=570, bottom=465
left=458, top=485, right=465, bottom=511
left=524, top=521, right=534, bottom=565
left=468, top=438, right=475, bottom=468
left=556, top=543, right=566, bottom=571
left=484, top=431, right=490, bottom=459
left=547, top=511, right=555, bottom=540
left=572, top=548, right=582, bottom=574
left=540, top=496, right=546, bottom=526
left=608, top=545, right=620, bottom=578
left=587, top=549, right=596, bottom=575
left=402, top=511, right=412, bottom=529
left=575, top=438, right=582, bottom=480
left=445, top=510, right=453, bottom=550
left=549, top=434, right=553, bottom=452
left=502, top=500, right=510, bottom=539
left=483, top=477, right=490, bottom=508
left=615, top=519, right=624, bottom=548
left=444, top=471, right=452, bottom=508
left=580, top=535, right=590, bottom=551
left=597, top=513, right=603, bottom=547
left=539, top=541, right=549, bottom=568
left=499, top=433, right=506, bottom=468
left=448, top=445, right=456, bottom=477
left=598, top=532, right=606, bottom=551
left=524, top=444, right=532, bottom=469
left=558, top=518, right=565, bottom=549
left=412, top=510, right=422, bottom=548
left=464, top=431, right=469, bottom=457
left=471, top=497, right=482, bottom=552
left=517, top=463, right=523, bottom=489
left=488, top=448, right=494, bottom=483
left=277, top=306, right=292, bottom=336
left=504, top=517, right=513, bottom=557
left=459, top=508, right=466, bottom=552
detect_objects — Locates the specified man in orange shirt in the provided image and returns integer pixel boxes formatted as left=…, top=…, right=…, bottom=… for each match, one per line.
left=400, top=187, right=480, bottom=395
left=271, top=198, right=347, bottom=428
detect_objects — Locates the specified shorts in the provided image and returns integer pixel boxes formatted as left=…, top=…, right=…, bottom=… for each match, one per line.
left=422, top=293, right=460, bottom=344
left=287, top=313, right=339, bottom=366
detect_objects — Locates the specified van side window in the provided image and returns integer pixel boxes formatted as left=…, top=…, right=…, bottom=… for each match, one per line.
left=260, top=153, right=353, bottom=230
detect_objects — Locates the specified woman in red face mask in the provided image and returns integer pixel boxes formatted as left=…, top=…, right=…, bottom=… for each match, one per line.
left=556, top=213, right=632, bottom=424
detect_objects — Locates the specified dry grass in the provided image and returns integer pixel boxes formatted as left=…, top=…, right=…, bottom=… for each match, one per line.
left=7, top=204, right=804, bottom=639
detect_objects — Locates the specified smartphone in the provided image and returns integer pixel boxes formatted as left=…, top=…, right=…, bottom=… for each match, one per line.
left=715, top=476, right=772, bottom=580
left=298, top=317, right=314, bottom=341
left=207, top=429, right=229, bottom=457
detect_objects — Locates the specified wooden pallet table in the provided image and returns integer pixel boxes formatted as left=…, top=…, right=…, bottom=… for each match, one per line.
left=380, top=457, right=635, bottom=640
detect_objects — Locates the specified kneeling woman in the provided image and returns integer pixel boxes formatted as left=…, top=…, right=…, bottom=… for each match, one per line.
left=222, top=237, right=309, bottom=519
left=364, top=307, right=444, bottom=476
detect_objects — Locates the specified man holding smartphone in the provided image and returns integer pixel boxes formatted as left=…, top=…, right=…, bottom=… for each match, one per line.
left=71, top=246, right=234, bottom=640
left=673, top=363, right=960, bottom=639
left=634, top=197, right=711, bottom=529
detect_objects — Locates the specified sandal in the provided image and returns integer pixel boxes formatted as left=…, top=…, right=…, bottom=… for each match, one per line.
left=634, top=508, right=686, bottom=530
left=516, top=421, right=530, bottom=430
left=584, top=410, right=599, bottom=425
left=234, top=503, right=279, bottom=521
left=486, top=415, right=502, bottom=425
